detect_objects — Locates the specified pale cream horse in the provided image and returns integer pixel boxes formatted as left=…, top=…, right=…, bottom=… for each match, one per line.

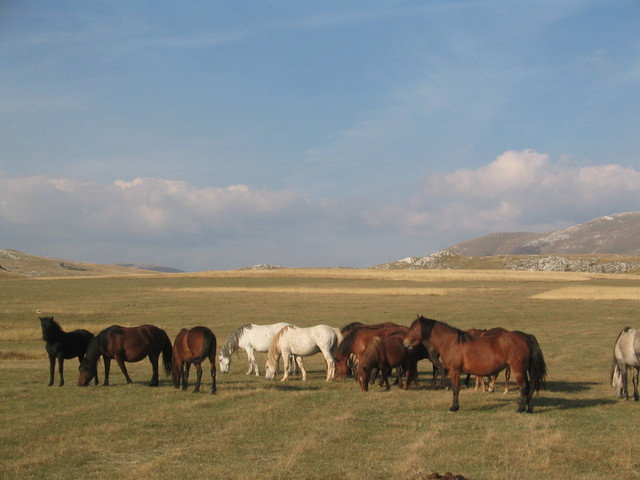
left=265, top=325, right=342, bottom=381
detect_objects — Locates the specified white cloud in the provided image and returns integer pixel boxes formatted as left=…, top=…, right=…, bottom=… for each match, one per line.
left=3, top=152, right=640, bottom=270
left=381, top=150, right=640, bottom=235
left=0, top=175, right=315, bottom=239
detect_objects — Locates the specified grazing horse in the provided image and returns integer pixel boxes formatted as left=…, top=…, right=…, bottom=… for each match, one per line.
left=265, top=325, right=341, bottom=381
left=611, top=327, right=640, bottom=401
left=335, top=322, right=444, bottom=388
left=78, top=324, right=172, bottom=387
left=404, top=316, right=547, bottom=413
left=172, top=326, right=217, bottom=394
left=219, top=322, right=293, bottom=375
left=39, top=316, right=96, bottom=386
left=356, top=332, right=417, bottom=392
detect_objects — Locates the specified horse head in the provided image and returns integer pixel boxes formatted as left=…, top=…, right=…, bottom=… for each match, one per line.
left=218, top=352, right=231, bottom=373
left=77, top=358, right=97, bottom=386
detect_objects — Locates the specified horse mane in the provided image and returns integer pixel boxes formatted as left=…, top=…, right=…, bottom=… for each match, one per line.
left=415, top=316, right=472, bottom=344
left=221, top=323, right=251, bottom=357
left=359, top=337, right=383, bottom=369
left=341, top=322, right=365, bottom=334
left=336, top=330, right=358, bottom=358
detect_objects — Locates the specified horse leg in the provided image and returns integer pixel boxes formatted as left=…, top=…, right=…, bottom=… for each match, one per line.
left=103, top=357, right=111, bottom=386
left=114, top=355, right=134, bottom=384
left=296, top=356, right=307, bottom=381
left=487, top=375, right=498, bottom=393
left=513, top=368, right=531, bottom=413
left=209, top=360, right=217, bottom=394
left=504, top=366, right=511, bottom=394
left=449, top=370, right=462, bottom=412
left=632, top=367, right=639, bottom=401
left=182, top=363, right=191, bottom=390
left=149, top=354, right=160, bottom=387
left=192, top=363, right=203, bottom=393
left=619, top=363, right=629, bottom=400
left=383, top=368, right=392, bottom=391
left=47, top=354, right=55, bottom=386
left=57, top=357, right=65, bottom=386
left=324, top=354, right=335, bottom=382
left=246, top=349, right=258, bottom=376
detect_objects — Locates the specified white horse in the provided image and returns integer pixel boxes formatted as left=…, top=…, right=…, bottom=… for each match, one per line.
left=611, top=327, right=640, bottom=401
left=265, top=325, right=342, bottom=382
left=219, top=322, right=293, bottom=376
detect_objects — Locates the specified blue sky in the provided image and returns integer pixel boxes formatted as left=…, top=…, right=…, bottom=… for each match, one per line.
left=1, top=1, right=640, bottom=270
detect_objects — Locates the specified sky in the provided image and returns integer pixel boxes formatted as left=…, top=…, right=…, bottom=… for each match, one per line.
left=1, top=1, right=640, bottom=271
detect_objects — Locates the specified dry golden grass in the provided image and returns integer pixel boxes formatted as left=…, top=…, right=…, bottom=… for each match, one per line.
left=2, top=268, right=640, bottom=479
left=532, top=286, right=640, bottom=300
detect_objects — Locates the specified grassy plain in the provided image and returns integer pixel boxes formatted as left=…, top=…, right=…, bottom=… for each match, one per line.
left=1, top=268, right=640, bottom=479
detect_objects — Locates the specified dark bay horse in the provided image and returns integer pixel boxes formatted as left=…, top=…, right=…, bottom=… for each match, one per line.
left=356, top=332, right=417, bottom=392
left=40, top=316, right=96, bottom=386
left=404, top=316, right=547, bottom=412
left=78, top=324, right=172, bottom=387
left=172, top=326, right=217, bottom=394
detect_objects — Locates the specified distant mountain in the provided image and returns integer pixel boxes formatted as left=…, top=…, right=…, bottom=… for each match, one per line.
left=448, top=212, right=640, bottom=256
left=0, top=249, right=160, bottom=278
left=116, top=263, right=184, bottom=273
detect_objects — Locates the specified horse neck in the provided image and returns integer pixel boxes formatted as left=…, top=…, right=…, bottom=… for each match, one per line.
left=427, top=322, right=461, bottom=350
left=43, top=322, right=64, bottom=342
left=85, top=337, right=102, bottom=364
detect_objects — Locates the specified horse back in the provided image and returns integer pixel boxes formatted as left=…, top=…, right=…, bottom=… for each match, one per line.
left=102, top=324, right=168, bottom=361
left=615, top=328, right=640, bottom=367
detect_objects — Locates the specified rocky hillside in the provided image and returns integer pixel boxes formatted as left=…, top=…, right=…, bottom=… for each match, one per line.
left=448, top=212, right=640, bottom=256
left=373, top=212, right=640, bottom=273
left=373, top=250, right=640, bottom=273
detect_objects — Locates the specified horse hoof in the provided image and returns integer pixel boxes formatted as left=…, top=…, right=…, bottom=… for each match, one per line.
left=449, top=406, right=459, bottom=412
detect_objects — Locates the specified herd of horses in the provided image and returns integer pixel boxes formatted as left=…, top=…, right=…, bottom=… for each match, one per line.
left=39, top=315, right=640, bottom=412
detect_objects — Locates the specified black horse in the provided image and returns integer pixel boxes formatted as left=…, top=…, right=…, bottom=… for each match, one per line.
left=39, top=316, right=96, bottom=386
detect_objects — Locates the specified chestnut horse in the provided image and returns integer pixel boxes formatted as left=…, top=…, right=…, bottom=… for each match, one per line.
left=404, top=316, right=547, bottom=413
left=78, top=324, right=172, bottom=387
left=356, top=332, right=418, bottom=391
left=466, top=327, right=511, bottom=393
left=172, top=326, right=217, bottom=394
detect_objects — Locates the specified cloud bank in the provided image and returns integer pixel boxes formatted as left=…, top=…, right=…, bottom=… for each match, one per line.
left=2, top=150, right=640, bottom=270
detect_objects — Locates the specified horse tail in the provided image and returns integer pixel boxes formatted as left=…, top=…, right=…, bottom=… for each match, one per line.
left=193, top=328, right=216, bottom=365
left=161, top=329, right=173, bottom=377
left=360, top=336, right=383, bottom=370
left=521, top=332, right=547, bottom=393
left=267, top=326, right=290, bottom=371
left=610, top=327, right=631, bottom=385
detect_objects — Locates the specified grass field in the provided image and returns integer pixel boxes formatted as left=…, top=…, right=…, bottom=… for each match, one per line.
left=1, top=268, right=639, bottom=479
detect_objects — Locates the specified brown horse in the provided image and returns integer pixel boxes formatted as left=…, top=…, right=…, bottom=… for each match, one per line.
left=356, top=332, right=418, bottom=392
left=335, top=322, right=407, bottom=380
left=465, top=327, right=511, bottom=393
left=404, top=316, right=547, bottom=412
left=78, top=324, right=172, bottom=386
left=336, top=322, right=444, bottom=388
left=172, top=326, right=217, bottom=394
